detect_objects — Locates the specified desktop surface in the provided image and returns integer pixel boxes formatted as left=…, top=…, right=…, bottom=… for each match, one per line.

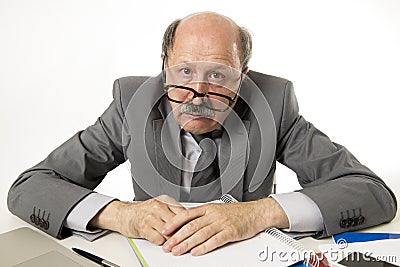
left=1, top=195, right=399, bottom=267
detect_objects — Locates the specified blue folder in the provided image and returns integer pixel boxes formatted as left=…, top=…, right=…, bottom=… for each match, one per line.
left=333, top=232, right=400, bottom=244
left=288, top=261, right=312, bottom=267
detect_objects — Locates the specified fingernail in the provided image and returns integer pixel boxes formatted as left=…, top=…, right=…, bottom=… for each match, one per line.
left=163, top=243, right=171, bottom=251
left=172, top=246, right=180, bottom=255
left=191, top=249, right=198, bottom=256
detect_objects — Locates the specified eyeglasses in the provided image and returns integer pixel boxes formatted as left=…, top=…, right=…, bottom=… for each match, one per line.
left=162, top=57, right=244, bottom=112
left=164, top=84, right=238, bottom=112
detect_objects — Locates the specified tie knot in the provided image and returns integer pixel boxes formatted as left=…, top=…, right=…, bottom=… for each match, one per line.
left=211, top=129, right=223, bottom=139
left=191, top=129, right=222, bottom=143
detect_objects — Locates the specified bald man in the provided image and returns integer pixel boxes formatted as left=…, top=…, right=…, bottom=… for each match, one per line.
left=8, top=12, right=397, bottom=257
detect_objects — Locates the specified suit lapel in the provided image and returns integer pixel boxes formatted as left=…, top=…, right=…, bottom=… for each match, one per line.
left=219, top=120, right=250, bottom=202
left=152, top=98, right=183, bottom=200
left=219, top=96, right=250, bottom=202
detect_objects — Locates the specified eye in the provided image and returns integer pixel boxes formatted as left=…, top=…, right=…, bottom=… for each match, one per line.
left=209, top=71, right=225, bottom=80
left=181, top=68, right=192, bottom=76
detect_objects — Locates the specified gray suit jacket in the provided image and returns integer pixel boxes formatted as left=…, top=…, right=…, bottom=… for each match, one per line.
left=7, top=71, right=397, bottom=239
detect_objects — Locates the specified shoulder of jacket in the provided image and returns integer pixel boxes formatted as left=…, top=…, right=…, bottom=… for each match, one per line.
left=115, top=76, right=151, bottom=94
left=113, top=76, right=152, bottom=111
left=247, top=70, right=291, bottom=89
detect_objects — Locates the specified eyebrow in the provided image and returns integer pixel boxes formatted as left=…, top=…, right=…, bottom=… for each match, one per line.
left=177, top=61, right=235, bottom=71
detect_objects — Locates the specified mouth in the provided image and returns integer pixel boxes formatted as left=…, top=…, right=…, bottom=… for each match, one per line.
left=181, top=112, right=213, bottom=119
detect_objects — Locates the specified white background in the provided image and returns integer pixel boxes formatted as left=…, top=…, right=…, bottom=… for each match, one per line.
left=1, top=0, right=399, bottom=220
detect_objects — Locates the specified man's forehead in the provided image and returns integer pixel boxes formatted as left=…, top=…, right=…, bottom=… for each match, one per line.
left=173, top=13, right=240, bottom=51
left=177, top=25, right=239, bottom=46
left=169, top=50, right=239, bottom=68
left=169, top=35, right=241, bottom=69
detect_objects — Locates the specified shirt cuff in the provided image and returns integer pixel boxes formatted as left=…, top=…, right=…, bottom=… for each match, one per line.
left=269, top=192, right=324, bottom=232
left=64, top=193, right=116, bottom=233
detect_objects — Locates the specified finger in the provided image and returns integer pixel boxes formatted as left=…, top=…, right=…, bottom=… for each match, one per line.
left=148, top=217, right=174, bottom=241
left=156, top=205, right=177, bottom=222
left=150, top=216, right=167, bottom=235
left=170, top=224, right=218, bottom=256
left=190, top=231, right=230, bottom=256
left=162, top=207, right=205, bottom=235
left=155, top=194, right=182, bottom=208
left=143, top=228, right=166, bottom=246
left=162, top=215, right=210, bottom=252
left=168, top=203, right=186, bottom=215
left=149, top=200, right=180, bottom=223
left=158, top=195, right=186, bottom=215
left=152, top=195, right=185, bottom=221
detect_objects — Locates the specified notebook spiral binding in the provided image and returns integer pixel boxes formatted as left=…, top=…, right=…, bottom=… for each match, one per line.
left=219, top=194, right=238, bottom=203
left=265, top=227, right=320, bottom=267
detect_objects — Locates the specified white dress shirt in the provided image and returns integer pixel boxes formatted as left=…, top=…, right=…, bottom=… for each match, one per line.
left=64, top=130, right=324, bottom=238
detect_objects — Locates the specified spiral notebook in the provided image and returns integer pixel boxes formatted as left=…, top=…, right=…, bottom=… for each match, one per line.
left=127, top=195, right=318, bottom=267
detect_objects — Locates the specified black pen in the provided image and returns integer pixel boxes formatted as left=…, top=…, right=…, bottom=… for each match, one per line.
left=72, top=247, right=120, bottom=267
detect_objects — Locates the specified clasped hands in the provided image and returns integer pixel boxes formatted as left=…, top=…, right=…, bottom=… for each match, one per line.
left=90, top=195, right=289, bottom=256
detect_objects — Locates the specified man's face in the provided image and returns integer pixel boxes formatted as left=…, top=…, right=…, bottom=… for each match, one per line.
left=164, top=20, right=243, bottom=135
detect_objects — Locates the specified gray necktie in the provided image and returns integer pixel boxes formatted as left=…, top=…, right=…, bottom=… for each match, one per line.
left=189, top=130, right=222, bottom=202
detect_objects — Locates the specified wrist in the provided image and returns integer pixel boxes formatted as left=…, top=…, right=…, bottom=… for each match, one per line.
left=255, top=197, right=289, bottom=231
left=89, top=200, right=126, bottom=233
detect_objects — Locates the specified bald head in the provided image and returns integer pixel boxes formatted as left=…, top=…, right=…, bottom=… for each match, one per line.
left=178, top=12, right=240, bottom=44
left=181, top=12, right=238, bottom=28
left=162, top=12, right=252, bottom=70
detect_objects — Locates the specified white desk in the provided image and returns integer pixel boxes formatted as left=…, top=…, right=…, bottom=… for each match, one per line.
left=2, top=203, right=400, bottom=267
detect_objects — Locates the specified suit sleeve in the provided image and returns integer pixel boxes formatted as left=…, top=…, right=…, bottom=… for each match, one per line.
left=7, top=79, right=126, bottom=239
left=276, top=81, right=397, bottom=238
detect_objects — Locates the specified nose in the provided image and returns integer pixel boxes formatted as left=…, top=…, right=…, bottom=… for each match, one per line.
left=192, top=82, right=208, bottom=105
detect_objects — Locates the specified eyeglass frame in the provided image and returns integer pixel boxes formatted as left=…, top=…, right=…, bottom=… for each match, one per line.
left=161, top=56, right=245, bottom=112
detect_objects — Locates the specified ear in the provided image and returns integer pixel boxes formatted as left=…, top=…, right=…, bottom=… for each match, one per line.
left=161, top=54, right=165, bottom=61
left=242, top=66, right=249, bottom=75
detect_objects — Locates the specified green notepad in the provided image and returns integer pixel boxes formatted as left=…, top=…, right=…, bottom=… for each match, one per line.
left=127, top=237, right=149, bottom=267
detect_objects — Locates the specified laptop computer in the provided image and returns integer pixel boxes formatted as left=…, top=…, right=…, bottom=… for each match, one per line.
left=0, top=227, right=98, bottom=267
